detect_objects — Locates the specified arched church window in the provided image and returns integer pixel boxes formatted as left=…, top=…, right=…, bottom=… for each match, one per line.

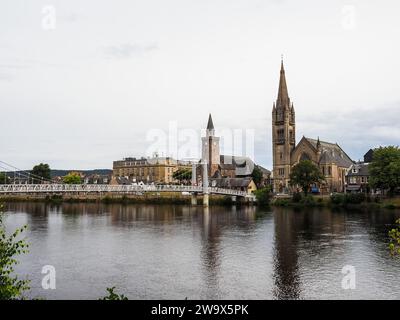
left=300, top=152, right=311, bottom=161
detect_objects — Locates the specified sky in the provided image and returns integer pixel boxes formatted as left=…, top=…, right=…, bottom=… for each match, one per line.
left=0, top=0, right=399, bottom=170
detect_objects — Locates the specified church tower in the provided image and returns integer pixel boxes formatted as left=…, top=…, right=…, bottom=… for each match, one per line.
left=272, top=59, right=296, bottom=193
left=201, top=114, right=220, bottom=178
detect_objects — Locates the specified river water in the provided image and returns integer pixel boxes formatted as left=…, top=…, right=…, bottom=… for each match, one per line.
left=3, top=202, right=400, bottom=299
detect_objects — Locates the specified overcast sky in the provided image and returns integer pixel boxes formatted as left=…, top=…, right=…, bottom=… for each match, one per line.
left=1, top=0, right=399, bottom=170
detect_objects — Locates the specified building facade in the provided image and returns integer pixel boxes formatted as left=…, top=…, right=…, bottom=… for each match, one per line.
left=272, top=60, right=353, bottom=193
left=112, top=157, right=192, bottom=184
left=345, top=149, right=373, bottom=193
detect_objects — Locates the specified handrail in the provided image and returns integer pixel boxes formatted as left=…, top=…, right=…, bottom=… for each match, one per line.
left=0, top=184, right=248, bottom=197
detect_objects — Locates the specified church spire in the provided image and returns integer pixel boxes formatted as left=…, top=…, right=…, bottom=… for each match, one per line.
left=206, top=113, right=214, bottom=130
left=276, top=57, right=290, bottom=109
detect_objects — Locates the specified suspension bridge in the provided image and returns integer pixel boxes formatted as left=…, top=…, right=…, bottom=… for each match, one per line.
left=0, top=160, right=254, bottom=205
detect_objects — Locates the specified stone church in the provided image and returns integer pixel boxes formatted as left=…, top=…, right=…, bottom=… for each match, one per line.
left=195, top=114, right=260, bottom=192
left=272, top=60, right=353, bottom=194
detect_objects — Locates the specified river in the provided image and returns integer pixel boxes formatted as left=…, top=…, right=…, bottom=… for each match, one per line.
left=3, top=202, right=400, bottom=299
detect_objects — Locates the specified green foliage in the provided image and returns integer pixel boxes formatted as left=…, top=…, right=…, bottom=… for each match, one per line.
left=389, top=219, right=400, bottom=256
left=292, top=192, right=302, bottom=203
left=299, top=194, right=316, bottom=206
left=0, top=204, right=30, bottom=300
left=369, top=146, right=400, bottom=195
left=254, top=187, right=271, bottom=207
left=172, top=169, right=192, bottom=184
left=31, top=163, right=51, bottom=183
left=100, top=287, right=128, bottom=300
left=273, top=198, right=290, bottom=206
left=289, top=160, right=325, bottom=196
left=0, top=173, right=10, bottom=185
left=63, top=172, right=82, bottom=184
left=330, top=193, right=366, bottom=205
left=251, top=166, right=263, bottom=187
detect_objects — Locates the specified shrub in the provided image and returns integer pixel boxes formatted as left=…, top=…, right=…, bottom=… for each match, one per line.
left=0, top=204, right=30, bottom=299
left=100, top=287, right=128, bottom=300
left=274, top=198, right=290, bottom=206
left=254, top=187, right=271, bottom=207
left=300, top=195, right=316, bottom=206
left=292, top=192, right=302, bottom=203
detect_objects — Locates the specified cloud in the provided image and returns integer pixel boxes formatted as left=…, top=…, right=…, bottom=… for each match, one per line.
left=102, top=43, right=159, bottom=59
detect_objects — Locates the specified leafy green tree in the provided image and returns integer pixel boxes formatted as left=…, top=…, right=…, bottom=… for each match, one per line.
left=389, top=219, right=400, bottom=256
left=0, top=204, right=30, bottom=300
left=31, top=163, right=51, bottom=183
left=251, top=166, right=263, bottom=187
left=289, top=160, right=325, bottom=196
left=100, top=287, right=128, bottom=300
left=254, top=187, right=271, bottom=207
left=369, top=146, right=400, bottom=195
left=172, top=169, right=191, bottom=184
left=63, top=172, right=82, bottom=184
left=0, top=173, right=10, bottom=185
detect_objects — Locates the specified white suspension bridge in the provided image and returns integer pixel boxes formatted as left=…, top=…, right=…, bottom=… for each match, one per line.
left=0, top=160, right=254, bottom=205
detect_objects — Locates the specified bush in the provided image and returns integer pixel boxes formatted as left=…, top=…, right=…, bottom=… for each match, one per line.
left=0, top=204, right=30, bottom=299
left=99, top=287, right=128, bottom=300
left=300, top=195, right=316, bottom=206
left=254, top=187, right=271, bottom=207
left=330, top=193, right=366, bottom=205
left=274, top=198, right=290, bottom=206
left=292, top=192, right=302, bottom=203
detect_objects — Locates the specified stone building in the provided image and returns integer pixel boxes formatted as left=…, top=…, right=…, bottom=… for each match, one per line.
left=196, top=114, right=256, bottom=186
left=112, top=156, right=192, bottom=184
left=272, top=60, right=353, bottom=193
left=345, top=149, right=373, bottom=193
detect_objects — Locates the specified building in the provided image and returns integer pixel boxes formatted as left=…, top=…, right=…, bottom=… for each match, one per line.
left=345, top=149, right=373, bottom=193
left=112, top=156, right=193, bottom=184
left=209, top=177, right=257, bottom=195
left=272, top=60, right=353, bottom=193
left=196, top=114, right=257, bottom=187
left=83, top=174, right=111, bottom=185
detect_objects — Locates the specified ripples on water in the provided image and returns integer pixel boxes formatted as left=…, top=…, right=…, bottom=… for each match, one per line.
left=3, top=202, right=400, bottom=300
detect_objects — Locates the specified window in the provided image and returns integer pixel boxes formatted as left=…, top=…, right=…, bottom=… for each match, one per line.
left=277, top=129, right=284, bottom=141
left=328, top=167, right=331, bottom=175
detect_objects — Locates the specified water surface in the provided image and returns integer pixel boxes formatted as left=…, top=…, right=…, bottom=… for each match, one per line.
left=3, top=202, right=400, bottom=299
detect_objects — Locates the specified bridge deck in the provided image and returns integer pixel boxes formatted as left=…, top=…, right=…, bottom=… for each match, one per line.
left=0, top=184, right=249, bottom=197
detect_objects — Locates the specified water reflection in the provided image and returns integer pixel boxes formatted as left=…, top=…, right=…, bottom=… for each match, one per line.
left=3, top=202, right=400, bottom=299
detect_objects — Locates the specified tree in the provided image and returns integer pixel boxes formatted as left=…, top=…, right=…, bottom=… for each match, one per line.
left=251, top=166, right=263, bottom=187
left=254, top=186, right=271, bottom=207
left=0, top=204, right=30, bottom=299
left=31, top=163, right=51, bottom=183
left=63, top=172, right=82, bottom=184
left=369, top=146, right=400, bottom=195
left=172, top=169, right=191, bottom=184
left=0, top=173, right=10, bottom=185
left=289, top=160, right=325, bottom=196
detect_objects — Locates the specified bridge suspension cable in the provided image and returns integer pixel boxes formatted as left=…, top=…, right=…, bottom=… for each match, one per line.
left=0, top=160, right=56, bottom=184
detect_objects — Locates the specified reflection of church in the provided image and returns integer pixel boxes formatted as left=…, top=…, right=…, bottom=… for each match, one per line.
left=272, top=60, right=353, bottom=193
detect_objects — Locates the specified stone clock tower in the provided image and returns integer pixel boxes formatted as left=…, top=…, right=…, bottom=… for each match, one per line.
left=272, top=60, right=296, bottom=193
left=201, top=114, right=220, bottom=178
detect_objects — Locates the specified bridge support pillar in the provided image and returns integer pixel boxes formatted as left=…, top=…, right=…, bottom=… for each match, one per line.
left=203, top=194, right=209, bottom=207
left=191, top=193, right=197, bottom=206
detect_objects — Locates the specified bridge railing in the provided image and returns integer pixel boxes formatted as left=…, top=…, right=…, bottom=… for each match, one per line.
left=0, top=184, right=248, bottom=197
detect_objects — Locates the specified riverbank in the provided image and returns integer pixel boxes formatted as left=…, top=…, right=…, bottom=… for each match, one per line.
left=271, top=194, right=400, bottom=210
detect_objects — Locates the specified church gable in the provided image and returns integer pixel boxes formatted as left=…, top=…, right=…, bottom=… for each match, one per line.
left=290, top=136, right=318, bottom=165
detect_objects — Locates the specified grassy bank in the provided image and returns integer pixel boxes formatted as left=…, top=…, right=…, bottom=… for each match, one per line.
left=272, top=193, right=400, bottom=210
